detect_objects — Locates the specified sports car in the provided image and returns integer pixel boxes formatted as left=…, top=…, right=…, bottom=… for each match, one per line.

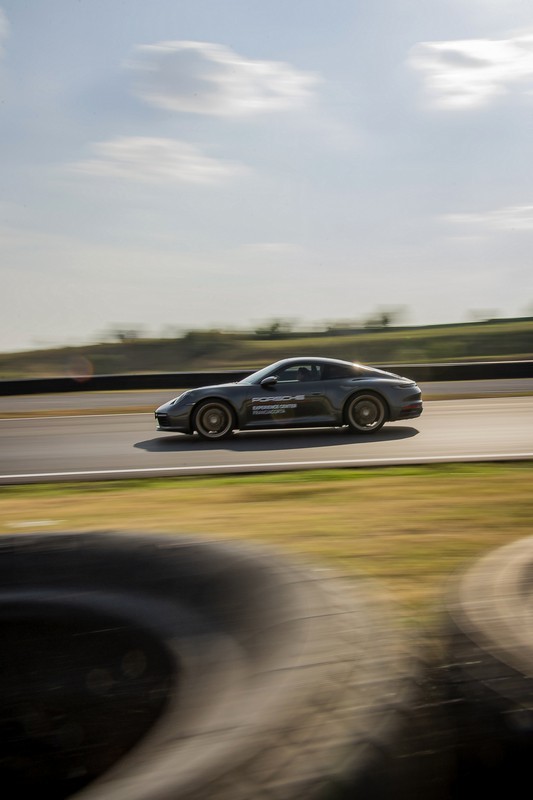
left=154, top=356, right=422, bottom=440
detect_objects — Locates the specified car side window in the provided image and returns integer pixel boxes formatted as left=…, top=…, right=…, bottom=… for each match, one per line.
left=322, top=364, right=358, bottom=380
left=276, top=364, right=321, bottom=382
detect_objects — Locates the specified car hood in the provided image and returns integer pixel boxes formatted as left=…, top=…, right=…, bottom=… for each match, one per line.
left=197, top=382, right=240, bottom=390
left=156, top=382, right=240, bottom=412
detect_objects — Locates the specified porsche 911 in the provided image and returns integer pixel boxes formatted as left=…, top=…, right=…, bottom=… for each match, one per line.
left=154, top=357, right=422, bottom=440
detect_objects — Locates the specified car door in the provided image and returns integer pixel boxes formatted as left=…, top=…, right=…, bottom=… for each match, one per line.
left=241, top=362, right=335, bottom=428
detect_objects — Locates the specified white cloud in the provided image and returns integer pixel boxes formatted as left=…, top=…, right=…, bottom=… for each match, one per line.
left=128, top=40, right=320, bottom=116
left=444, top=205, right=533, bottom=230
left=70, top=137, right=247, bottom=184
left=409, top=31, right=533, bottom=108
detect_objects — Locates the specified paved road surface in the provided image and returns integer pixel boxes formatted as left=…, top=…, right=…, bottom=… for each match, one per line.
left=1, top=397, right=532, bottom=484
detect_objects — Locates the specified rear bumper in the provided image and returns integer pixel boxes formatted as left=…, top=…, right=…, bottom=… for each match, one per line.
left=397, top=401, right=423, bottom=419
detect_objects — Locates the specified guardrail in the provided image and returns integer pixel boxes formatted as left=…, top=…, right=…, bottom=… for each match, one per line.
left=1, top=361, right=532, bottom=397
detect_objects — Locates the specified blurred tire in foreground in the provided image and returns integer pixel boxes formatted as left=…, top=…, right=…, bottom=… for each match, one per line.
left=0, top=532, right=450, bottom=799
left=441, top=535, right=533, bottom=798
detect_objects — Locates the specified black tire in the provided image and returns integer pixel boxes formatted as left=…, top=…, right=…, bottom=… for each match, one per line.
left=345, top=392, right=387, bottom=433
left=0, top=532, right=450, bottom=800
left=193, top=400, right=235, bottom=440
left=439, top=536, right=533, bottom=797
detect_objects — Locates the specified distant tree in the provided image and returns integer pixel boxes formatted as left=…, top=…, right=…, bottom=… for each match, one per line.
left=254, top=319, right=295, bottom=339
left=110, top=327, right=143, bottom=343
left=466, top=309, right=499, bottom=323
left=363, top=306, right=408, bottom=329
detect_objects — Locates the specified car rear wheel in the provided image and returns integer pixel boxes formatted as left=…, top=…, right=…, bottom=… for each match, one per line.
left=345, top=393, right=387, bottom=433
left=194, top=400, right=235, bottom=440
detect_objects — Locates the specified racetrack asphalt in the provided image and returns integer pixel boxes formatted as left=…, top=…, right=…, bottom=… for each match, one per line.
left=1, top=395, right=532, bottom=484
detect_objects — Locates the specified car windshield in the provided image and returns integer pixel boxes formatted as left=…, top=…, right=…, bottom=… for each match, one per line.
left=238, top=361, right=287, bottom=385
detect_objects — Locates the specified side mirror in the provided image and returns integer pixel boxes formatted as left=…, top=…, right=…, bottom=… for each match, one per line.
left=260, top=375, right=278, bottom=387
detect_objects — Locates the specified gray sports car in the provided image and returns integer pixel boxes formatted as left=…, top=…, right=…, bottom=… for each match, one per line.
left=154, top=357, right=422, bottom=440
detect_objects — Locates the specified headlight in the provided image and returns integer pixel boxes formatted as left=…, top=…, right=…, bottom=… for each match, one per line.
left=170, top=390, right=191, bottom=405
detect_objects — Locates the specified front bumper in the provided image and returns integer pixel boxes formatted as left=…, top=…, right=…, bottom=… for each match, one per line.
left=154, top=410, right=193, bottom=434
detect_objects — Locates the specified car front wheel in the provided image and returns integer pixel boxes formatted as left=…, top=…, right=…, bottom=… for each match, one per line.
left=194, top=400, right=235, bottom=440
left=346, top=393, right=387, bottom=433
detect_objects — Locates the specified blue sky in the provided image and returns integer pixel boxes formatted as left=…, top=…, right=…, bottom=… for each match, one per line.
left=1, top=0, right=533, bottom=351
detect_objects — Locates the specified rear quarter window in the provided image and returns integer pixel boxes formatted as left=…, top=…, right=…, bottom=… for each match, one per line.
left=323, top=364, right=361, bottom=380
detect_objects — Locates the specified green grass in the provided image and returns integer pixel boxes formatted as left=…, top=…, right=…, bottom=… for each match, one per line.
left=1, top=317, right=532, bottom=377
left=2, top=462, right=532, bottom=630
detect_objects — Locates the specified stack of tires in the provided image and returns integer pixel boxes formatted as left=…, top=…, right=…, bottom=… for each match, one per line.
left=438, top=537, right=533, bottom=798
left=0, top=531, right=531, bottom=798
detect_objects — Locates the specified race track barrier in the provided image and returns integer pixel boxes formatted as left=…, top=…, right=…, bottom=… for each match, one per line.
left=0, top=360, right=532, bottom=396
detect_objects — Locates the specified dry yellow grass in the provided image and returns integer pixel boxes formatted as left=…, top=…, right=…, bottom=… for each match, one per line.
left=1, top=463, right=532, bottom=628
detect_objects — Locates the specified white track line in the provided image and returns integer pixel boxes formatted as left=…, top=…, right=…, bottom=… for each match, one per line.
left=2, top=453, right=532, bottom=481
left=0, top=413, right=149, bottom=421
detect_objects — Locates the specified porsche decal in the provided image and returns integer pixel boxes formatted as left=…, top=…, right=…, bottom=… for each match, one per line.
left=252, top=395, right=305, bottom=403
left=251, top=394, right=305, bottom=416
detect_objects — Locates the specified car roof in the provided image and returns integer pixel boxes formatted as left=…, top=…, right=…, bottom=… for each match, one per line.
left=272, top=356, right=357, bottom=367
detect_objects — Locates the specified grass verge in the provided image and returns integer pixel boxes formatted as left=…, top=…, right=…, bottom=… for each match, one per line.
left=1, top=462, right=532, bottom=630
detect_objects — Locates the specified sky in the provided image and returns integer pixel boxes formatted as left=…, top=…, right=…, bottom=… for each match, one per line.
left=1, top=0, right=533, bottom=352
